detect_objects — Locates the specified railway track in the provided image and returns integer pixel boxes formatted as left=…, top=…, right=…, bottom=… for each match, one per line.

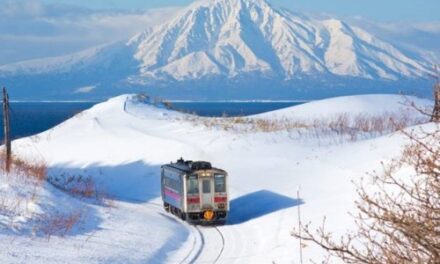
left=120, top=200, right=226, bottom=264
left=187, top=225, right=225, bottom=264
left=178, top=225, right=225, bottom=264
left=212, top=226, right=225, bottom=264
left=147, top=200, right=225, bottom=264
left=179, top=226, right=204, bottom=264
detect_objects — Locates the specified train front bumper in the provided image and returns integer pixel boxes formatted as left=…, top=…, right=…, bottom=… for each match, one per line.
left=187, top=210, right=228, bottom=224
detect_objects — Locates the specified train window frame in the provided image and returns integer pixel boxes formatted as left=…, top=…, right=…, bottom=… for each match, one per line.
left=214, top=174, right=226, bottom=193
left=187, top=175, right=199, bottom=194
left=164, top=175, right=181, bottom=192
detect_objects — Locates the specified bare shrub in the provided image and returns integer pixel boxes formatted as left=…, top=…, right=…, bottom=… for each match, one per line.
left=0, top=153, right=47, bottom=212
left=50, top=174, right=96, bottom=198
left=38, top=211, right=83, bottom=238
left=0, top=154, right=97, bottom=239
left=48, top=173, right=109, bottom=205
left=291, top=126, right=440, bottom=263
left=10, top=158, right=47, bottom=182
left=430, top=68, right=440, bottom=122
left=69, top=177, right=96, bottom=198
left=135, top=93, right=150, bottom=103
left=162, top=100, right=174, bottom=109
left=0, top=152, right=47, bottom=182
left=133, top=93, right=176, bottom=110
left=0, top=153, right=49, bottom=235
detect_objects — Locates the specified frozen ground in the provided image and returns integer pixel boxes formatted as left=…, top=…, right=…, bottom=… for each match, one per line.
left=0, top=94, right=434, bottom=263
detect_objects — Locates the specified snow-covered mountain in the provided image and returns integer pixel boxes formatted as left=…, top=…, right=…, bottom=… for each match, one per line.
left=0, top=0, right=434, bottom=100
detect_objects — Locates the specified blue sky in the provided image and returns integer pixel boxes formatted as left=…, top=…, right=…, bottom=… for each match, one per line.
left=41, top=0, right=440, bottom=22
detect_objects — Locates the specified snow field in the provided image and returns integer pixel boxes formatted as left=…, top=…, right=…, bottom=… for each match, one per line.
left=0, top=93, right=434, bottom=263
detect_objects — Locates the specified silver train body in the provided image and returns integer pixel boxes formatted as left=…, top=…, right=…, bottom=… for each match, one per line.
left=161, top=158, right=229, bottom=224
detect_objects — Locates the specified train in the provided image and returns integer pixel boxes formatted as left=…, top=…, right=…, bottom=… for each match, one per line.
left=161, top=158, right=229, bottom=224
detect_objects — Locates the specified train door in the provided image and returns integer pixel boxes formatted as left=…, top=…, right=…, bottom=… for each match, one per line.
left=200, top=177, right=213, bottom=208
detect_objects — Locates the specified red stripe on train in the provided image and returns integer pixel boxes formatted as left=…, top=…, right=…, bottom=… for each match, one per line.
left=187, top=197, right=200, bottom=204
left=214, top=197, right=227, bottom=203
left=164, top=188, right=181, bottom=201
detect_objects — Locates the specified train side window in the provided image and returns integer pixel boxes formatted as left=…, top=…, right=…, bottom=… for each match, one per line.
left=214, top=174, right=226, bottom=193
left=203, top=180, right=211, bottom=193
left=187, top=175, right=199, bottom=194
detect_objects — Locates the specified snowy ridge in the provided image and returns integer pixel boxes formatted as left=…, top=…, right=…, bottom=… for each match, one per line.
left=254, top=94, right=433, bottom=120
left=0, top=43, right=114, bottom=75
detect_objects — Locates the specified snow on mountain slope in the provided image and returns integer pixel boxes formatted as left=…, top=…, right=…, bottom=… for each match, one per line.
left=0, top=0, right=433, bottom=100
left=1, top=93, right=434, bottom=263
left=0, top=42, right=136, bottom=76
left=130, top=0, right=430, bottom=81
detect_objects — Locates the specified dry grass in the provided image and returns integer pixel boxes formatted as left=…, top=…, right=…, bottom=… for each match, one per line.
left=177, top=111, right=426, bottom=142
left=0, top=153, right=98, bottom=238
left=0, top=152, right=47, bottom=182
left=48, top=173, right=111, bottom=207
left=49, top=174, right=99, bottom=199
left=0, top=152, right=49, bottom=235
left=0, top=152, right=47, bottom=210
left=38, top=211, right=83, bottom=238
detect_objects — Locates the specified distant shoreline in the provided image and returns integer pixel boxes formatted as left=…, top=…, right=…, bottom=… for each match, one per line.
left=9, top=100, right=310, bottom=103
left=169, top=100, right=310, bottom=103
left=9, top=101, right=100, bottom=103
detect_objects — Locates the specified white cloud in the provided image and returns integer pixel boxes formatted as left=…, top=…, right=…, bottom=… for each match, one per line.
left=75, top=85, right=96, bottom=93
left=0, top=0, right=181, bottom=65
left=1, top=0, right=45, bottom=18
left=346, top=17, right=440, bottom=58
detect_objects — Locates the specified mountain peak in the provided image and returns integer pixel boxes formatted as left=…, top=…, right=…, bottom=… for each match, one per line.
left=129, top=0, right=429, bottom=81
left=189, top=0, right=270, bottom=7
left=0, top=0, right=433, bottom=100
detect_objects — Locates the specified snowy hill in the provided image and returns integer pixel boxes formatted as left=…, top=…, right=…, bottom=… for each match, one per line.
left=254, top=94, right=432, bottom=120
left=0, top=0, right=434, bottom=100
left=0, top=93, right=434, bottom=263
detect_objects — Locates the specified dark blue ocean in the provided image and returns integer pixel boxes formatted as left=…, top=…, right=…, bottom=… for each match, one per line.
left=0, top=101, right=303, bottom=141
left=171, top=102, right=303, bottom=117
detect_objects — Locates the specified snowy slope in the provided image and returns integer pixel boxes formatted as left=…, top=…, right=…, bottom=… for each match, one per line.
left=0, top=42, right=139, bottom=76
left=0, top=0, right=433, bottom=100
left=0, top=171, right=188, bottom=264
left=1, top=93, right=434, bottom=263
left=255, top=94, right=433, bottom=120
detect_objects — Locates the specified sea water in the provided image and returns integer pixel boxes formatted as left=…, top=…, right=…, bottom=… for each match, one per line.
left=0, top=101, right=304, bottom=141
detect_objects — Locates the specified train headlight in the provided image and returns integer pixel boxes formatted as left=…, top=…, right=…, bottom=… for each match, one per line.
left=203, top=210, right=214, bottom=221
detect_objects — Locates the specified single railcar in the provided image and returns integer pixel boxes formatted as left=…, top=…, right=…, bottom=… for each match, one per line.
left=161, top=158, right=228, bottom=224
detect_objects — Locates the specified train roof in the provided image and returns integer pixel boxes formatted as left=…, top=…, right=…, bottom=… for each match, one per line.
left=162, top=158, right=226, bottom=174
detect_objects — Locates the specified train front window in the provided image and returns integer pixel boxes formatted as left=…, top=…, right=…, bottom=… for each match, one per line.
left=202, top=180, right=211, bottom=193
left=214, top=174, right=226, bottom=193
left=187, top=175, right=199, bottom=194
